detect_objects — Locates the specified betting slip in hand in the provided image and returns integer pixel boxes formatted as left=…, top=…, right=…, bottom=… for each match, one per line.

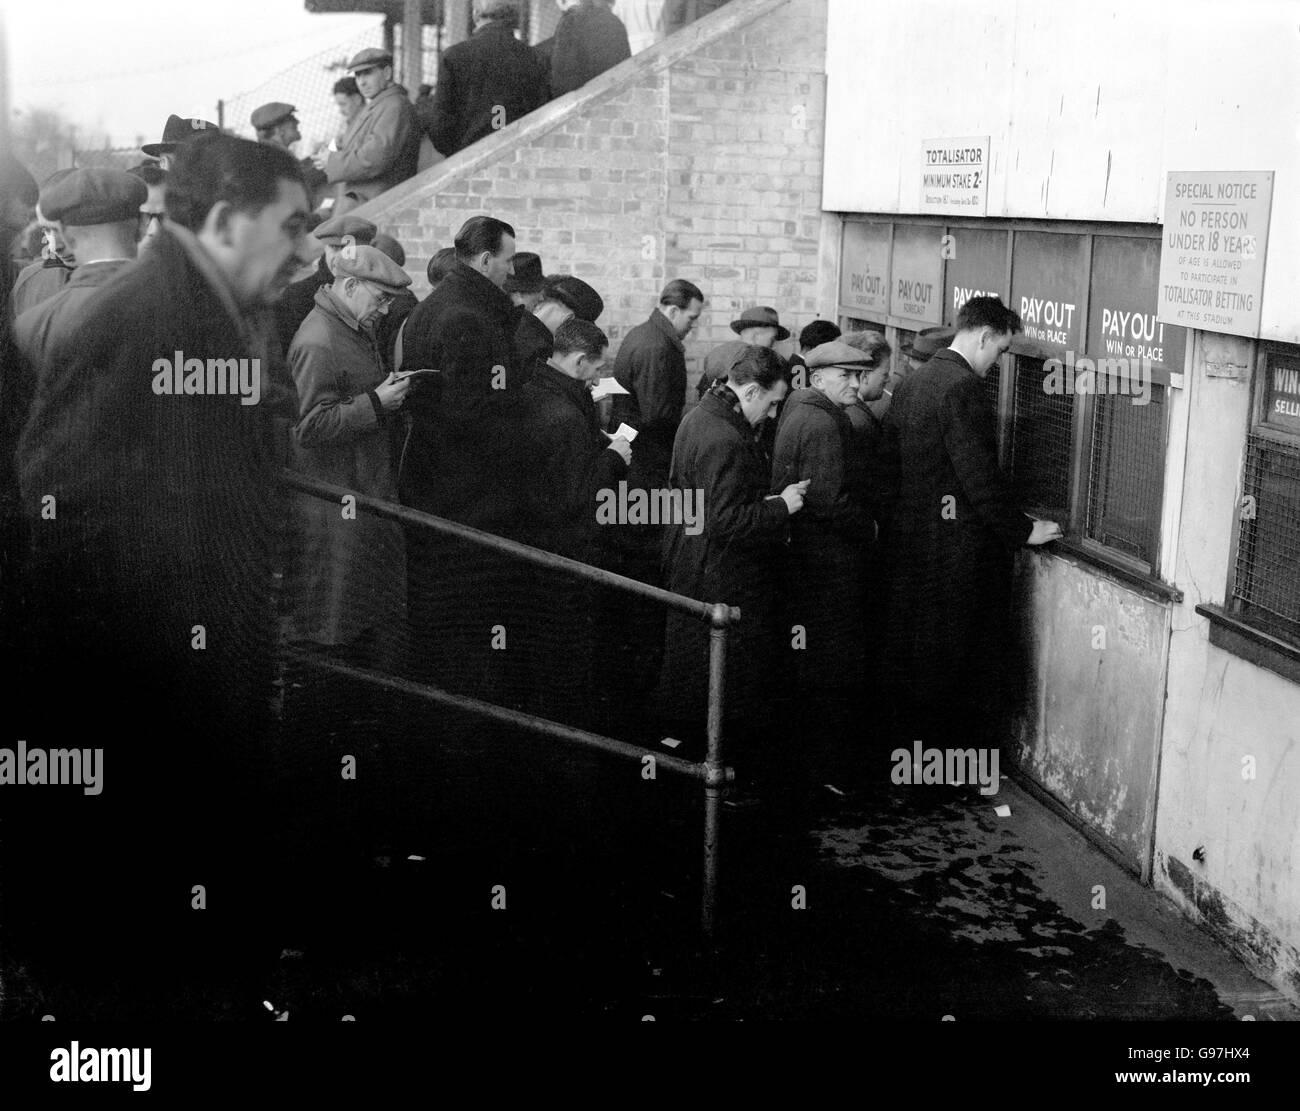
left=611, top=423, right=638, bottom=442
left=590, top=377, right=629, bottom=401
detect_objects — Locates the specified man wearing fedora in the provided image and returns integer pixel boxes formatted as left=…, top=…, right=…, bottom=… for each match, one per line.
left=319, top=47, right=420, bottom=215
left=696, top=305, right=791, bottom=398
left=141, top=113, right=219, bottom=171
left=512, top=268, right=605, bottom=384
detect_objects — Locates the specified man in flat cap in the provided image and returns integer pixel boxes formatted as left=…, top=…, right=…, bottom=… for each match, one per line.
left=141, top=113, right=219, bottom=171
left=274, top=212, right=376, bottom=353
left=319, top=47, right=420, bottom=215
left=771, top=339, right=878, bottom=755
left=9, top=169, right=78, bottom=319
left=254, top=103, right=330, bottom=212
left=420, top=0, right=548, bottom=158
left=287, top=245, right=412, bottom=667
left=14, top=168, right=147, bottom=385
left=252, top=102, right=301, bottom=149
left=12, top=135, right=315, bottom=1013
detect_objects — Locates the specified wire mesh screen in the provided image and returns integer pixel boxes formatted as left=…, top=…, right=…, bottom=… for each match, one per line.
left=982, top=363, right=1002, bottom=420
left=1232, top=432, right=1300, bottom=639
left=1084, top=386, right=1166, bottom=566
left=220, top=27, right=386, bottom=154
left=1010, top=357, right=1072, bottom=519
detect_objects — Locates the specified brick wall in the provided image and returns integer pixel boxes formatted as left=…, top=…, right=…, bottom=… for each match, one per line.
left=361, top=0, right=830, bottom=385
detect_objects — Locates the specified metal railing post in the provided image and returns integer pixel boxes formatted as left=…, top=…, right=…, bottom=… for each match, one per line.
left=701, top=603, right=738, bottom=937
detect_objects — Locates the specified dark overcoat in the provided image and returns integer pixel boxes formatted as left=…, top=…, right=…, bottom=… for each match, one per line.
left=420, top=22, right=548, bottom=157
left=611, top=307, right=687, bottom=496
left=771, top=387, right=875, bottom=686
left=11, top=224, right=283, bottom=971
left=656, top=384, right=790, bottom=728
left=879, top=349, right=1031, bottom=715
left=550, top=1, right=632, bottom=98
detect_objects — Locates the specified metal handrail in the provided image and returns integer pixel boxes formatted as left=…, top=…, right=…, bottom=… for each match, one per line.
left=280, top=467, right=737, bottom=934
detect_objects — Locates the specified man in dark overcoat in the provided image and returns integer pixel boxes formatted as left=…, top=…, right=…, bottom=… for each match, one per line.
left=397, top=215, right=531, bottom=700
left=11, top=135, right=314, bottom=1013
left=549, top=0, right=632, bottom=98
left=656, top=347, right=807, bottom=751
left=596, top=278, right=703, bottom=734
left=419, top=0, right=549, bottom=157
left=771, top=339, right=877, bottom=739
left=880, top=296, right=1060, bottom=753
left=516, top=318, right=631, bottom=723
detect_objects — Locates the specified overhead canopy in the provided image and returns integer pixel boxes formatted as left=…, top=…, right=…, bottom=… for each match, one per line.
left=304, top=0, right=443, bottom=18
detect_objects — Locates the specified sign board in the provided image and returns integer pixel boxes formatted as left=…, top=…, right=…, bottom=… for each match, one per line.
left=1157, top=170, right=1274, bottom=338
left=889, top=224, right=943, bottom=324
left=920, top=136, right=990, bottom=216
left=1264, top=351, right=1300, bottom=434
left=1010, top=231, right=1086, bottom=356
left=943, top=227, right=1008, bottom=326
left=839, top=222, right=889, bottom=315
left=1087, top=236, right=1187, bottom=384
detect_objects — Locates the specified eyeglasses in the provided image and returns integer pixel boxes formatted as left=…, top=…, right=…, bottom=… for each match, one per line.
left=138, top=211, right=165, bottom=228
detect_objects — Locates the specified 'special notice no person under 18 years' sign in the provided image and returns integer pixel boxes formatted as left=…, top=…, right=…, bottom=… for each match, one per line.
left=1157, top=170, right=1273, bottom=340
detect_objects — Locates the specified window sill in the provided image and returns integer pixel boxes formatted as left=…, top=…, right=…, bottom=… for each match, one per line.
left=1028, top=536, right=1184, bottom=604
left=1195, top=604, right=1300, bottom=687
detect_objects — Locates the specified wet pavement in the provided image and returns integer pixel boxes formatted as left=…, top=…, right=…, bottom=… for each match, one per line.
left=5, top=664, right=1296, bottom=1022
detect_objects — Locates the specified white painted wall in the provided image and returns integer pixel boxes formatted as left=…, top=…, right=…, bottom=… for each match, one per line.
left=824, top=0, right=1300, bottom=342
left=1158, top=332, right=1300, bottom=993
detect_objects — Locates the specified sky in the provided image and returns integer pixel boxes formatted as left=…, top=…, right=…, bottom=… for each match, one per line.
left=2, top=0, right=383, bottom=149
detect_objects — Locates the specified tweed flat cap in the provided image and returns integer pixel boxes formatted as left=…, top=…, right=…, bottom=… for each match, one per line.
left=347, top=47, right=393, bottom=72
left=313, top=213, right=377, bottom=246
left=39, top=168, right=148, bottom=226
left=333, top=245, right=412, bottom=293
left=251, top=102, right=297, bottom=131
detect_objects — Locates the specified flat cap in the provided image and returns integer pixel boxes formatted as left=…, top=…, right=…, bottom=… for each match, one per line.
left=805, top=339, right=878, bottom=371
left=372, top=233, right=406, bottom=267
left=142, top=114, right=218, bottom=157
left=251, top=102, right=297, bottom=131
left=347, top=47, right=393, bottom=72
left=503, top=251, right=543, bottom=294
left=544, top=274, right=603, bottom=322
left=333, top=245, right=412, bottom=294
left=39, top=168, right=147, bottom=226
left=314, top=213, right=377, bottom=246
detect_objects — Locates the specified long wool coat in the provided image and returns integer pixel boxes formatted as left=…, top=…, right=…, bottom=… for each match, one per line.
left=656, top=385, right=790, bottom=728
left=770, top=387, right=875, bottom=686
left=287, top=286, right=406, bottom=649
left=879, top=349, right=1032, bottom=712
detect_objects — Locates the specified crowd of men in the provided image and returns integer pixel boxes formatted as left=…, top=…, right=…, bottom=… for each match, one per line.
left=0, top=0, right=1063, bottom=1007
